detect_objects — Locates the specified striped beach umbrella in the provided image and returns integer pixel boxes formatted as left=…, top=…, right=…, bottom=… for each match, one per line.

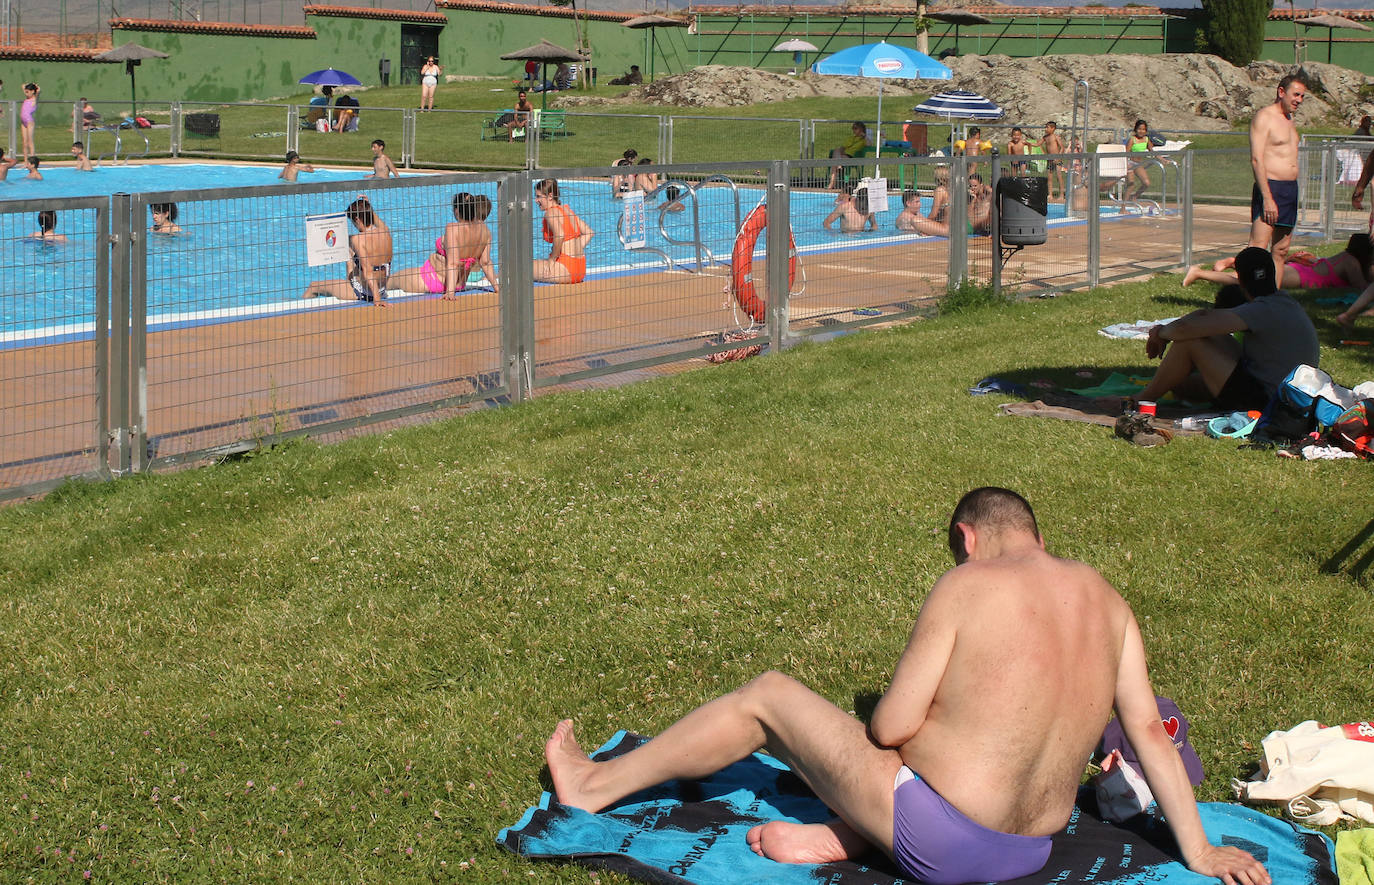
left=911, top=89, right=1005, bottom=120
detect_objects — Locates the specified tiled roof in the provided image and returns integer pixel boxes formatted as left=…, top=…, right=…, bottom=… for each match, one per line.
left=688, top=3, right=1370, bottom=18
left=0, top=46, right=104, bottom=61
left=436, top=0, right=637, bottom=24
left=110, top=18, right=315, bottom=38
left=303, top=4, right=448, bottom=23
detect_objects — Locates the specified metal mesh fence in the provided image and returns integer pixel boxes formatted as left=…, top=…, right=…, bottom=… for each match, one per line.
left=1186, top=148, right=1256, bottom=266
left=0, top=146, right=1363, bottom=498
left=130, top=175, right=506, bottom=469
left=667, top=116, right=806, bottom=164
left=0, top=197, right=109, bottom=495
left=526, top=165, right=765, bottom=388
left=414, top=109, right=524, bottom=170
left=532, top=113, right=664, bottom=173
left=176, top=101, right=287, bottom=162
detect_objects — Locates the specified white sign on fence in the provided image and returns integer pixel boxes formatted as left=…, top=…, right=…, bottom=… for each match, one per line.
left=304, top=212, right=350, bottom=267
left=622, top=190, right=647, bottom=249
left=859, top=177, right=889, bottom=214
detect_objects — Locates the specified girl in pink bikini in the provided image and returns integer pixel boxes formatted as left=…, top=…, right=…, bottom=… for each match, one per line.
left=392, top=192, right=498, bottom=299
left=1183, top=232, right=1371, bottom=294
left=20, top=82, right=38, bottom=159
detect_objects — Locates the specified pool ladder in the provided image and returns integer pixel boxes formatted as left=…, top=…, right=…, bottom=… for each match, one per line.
left=86, top=123, right=150, bottom=165
left=616, top=175, right=743, bottom=273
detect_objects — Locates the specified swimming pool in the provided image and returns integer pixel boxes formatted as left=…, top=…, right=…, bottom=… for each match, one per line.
left=0, top=164, right=1094, bottom=342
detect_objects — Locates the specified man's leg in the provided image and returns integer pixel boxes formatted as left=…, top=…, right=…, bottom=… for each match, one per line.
left=1270, top=226, right=1294, bottom=282
left=1136, top=335, right=1240, bottom=403
left=546, top=671, right=903, bottom=858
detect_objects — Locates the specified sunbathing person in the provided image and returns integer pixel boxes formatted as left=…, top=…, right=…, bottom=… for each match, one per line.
left=391, top=191, right=498, bottom=300
left=824, top=185, right=876, bottom=233
left=301, top=196, right=393, bottom=306
left=1184, top=233, right=1371, bottom=294
left=1129, top=246, right=1318, bottom=413
left=544, top=487, right=1271, bottom=885
left=533, top=178, right=593, bottom=284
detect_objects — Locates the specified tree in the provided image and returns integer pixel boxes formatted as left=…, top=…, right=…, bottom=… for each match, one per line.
left=548, top=0, right=590, bottom=88
left=1201, top=0, right=1273, bottom=66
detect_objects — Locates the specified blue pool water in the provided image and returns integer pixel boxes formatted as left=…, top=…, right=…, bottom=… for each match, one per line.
left=0, top=164, right=1087, bottom=342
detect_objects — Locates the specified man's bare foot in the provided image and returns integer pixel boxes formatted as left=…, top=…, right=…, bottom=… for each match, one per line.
left=746, top=819, right=870, bottom=865
left=1212, top=257, right=1236, bottom=272
left=544, top=719, right=601, bottom=813
left=1182, top=265, right=1203, bottom=287
left=1337, top=312, right=1354, bottom=329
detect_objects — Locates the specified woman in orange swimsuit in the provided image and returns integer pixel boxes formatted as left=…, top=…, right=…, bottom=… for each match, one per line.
left=533, top=178, right=594, bottom=284
left=392, top=191, right=499, bottom=299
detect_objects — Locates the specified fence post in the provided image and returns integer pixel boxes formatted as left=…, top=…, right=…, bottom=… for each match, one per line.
left=526, top=120, right=538, bottom=171
left=129, top=194, right=150, bottom=473
left=1087, top=150, right=1101, bottom=289
left=662, top=115, right=672, bottom=165
left=6, top=100, right=14, bottom=159
left=948, top=154, right=968, bottom=287
left=766, top=160, right=792, bottom=352
left=990, top=150, right=1002, bottom=299
left=169, top=101, right=181, bottom=158
left=108, top=192, right=134, bottom=477
left=1322, top=143, right=1337, bottom=240
left=501, top=172, right=534, bottom=402
left=94, top=197, right=112, bottom=479
left=1180, top=149, right=1193, bottom=269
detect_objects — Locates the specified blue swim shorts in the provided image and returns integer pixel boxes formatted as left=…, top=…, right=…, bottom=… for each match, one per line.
left=891, top=767, right=1053, bottom=885
left=1251, top=179, right=1298, bottom=229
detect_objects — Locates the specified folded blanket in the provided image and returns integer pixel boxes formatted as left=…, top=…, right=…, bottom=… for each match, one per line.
left=498, top=730, right=1337, bottom=885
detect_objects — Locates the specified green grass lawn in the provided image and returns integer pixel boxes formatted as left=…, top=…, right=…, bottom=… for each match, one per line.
left=2, top=269, right=1371, bottom=882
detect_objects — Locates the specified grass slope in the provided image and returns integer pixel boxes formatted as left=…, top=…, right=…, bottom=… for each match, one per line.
left=2, top=273, right=1372, bottom=882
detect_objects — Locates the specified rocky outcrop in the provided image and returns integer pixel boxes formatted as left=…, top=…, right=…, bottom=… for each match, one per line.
left=556, top=54, right=1374, bottom=133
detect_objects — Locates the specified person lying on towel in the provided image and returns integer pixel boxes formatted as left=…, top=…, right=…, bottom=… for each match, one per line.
left=544, top=487, right=1270, bottom=885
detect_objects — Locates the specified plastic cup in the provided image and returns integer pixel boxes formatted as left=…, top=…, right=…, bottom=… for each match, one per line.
left=1138, top=400, right=1157, bottom=417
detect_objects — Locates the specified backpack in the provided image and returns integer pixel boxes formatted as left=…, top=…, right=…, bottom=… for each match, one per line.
left=1330, top=399, right=1374, bottom=458
left=1255, top=365, right=1352, bottom=442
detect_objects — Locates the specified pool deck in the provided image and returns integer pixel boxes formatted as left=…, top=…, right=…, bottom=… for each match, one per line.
left=0, top=203, right=1266, bottom=494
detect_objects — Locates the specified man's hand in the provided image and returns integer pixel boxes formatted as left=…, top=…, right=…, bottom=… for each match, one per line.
left=1186, top=844, right=1272, bottom=885
left=1354, top=188, right=1366, bottom=211
left=1261, top=195, right=1277, bottom=226
left=1145, top=324, right=1168, bottom=360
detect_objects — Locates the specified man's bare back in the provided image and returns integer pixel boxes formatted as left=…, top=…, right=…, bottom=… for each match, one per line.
left=545, top=488, right=1270, bottom=885
left=893, top=549, right=1127, bottom=835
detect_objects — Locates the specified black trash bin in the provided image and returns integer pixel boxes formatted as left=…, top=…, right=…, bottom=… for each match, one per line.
left=185, top=112, right=220, bottom=137
left=379, top=58, right=391, bottom=87
left=997, top=176, right=1047, bottom=246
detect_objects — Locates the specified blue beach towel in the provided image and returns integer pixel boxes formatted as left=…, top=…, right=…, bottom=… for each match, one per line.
left=499, top=731, right=1336, bottom=885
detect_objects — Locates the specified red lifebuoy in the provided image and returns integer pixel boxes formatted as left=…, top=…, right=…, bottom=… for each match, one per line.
left=730, top=205, right=796, bottom=323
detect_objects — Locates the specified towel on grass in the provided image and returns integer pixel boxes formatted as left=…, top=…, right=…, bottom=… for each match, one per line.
left=1099, top=318, right=1178, bottom=340
left=498, top=730, right=1336, bottom=885
left=1337, top=829, right=1374, bottom=885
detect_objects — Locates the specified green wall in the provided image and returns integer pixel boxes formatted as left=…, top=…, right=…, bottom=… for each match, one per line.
left=685, top=11, right=1371, bottom=77
left=0, top=6, right=1366, bottom=123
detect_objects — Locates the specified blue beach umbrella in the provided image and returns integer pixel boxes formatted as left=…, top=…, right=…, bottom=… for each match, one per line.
left=912, top=89, right=1005, bottom=121
left=811, top=42, right=952, bottom=157
left=299, top=68, right=363, bottom=88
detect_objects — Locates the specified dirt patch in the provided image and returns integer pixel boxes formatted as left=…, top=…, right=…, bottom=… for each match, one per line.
left=555, top=55, right=1374, bottom=133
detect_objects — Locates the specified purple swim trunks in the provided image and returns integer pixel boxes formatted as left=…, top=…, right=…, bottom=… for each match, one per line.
left=892, top=767, right=1053, bottom=885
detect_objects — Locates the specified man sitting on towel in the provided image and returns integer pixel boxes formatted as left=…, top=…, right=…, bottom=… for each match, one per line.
left=1131, top=246, right=1318, bottom=413
left=545, top=487, right=1270, bottom=885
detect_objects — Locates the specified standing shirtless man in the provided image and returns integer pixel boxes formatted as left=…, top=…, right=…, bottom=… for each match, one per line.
left=545, top=488, right=1271, bottom=885
left=1249, top=74, right=1307, bottom=278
